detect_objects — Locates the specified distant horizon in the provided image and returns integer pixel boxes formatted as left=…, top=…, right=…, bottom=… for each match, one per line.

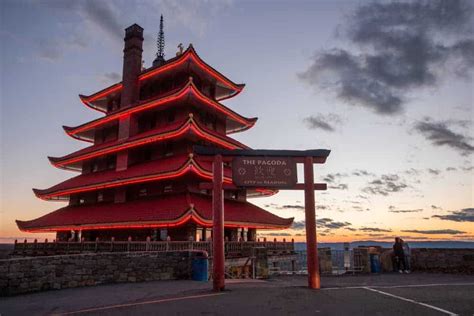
left=2, top=237, right=474, bottom=245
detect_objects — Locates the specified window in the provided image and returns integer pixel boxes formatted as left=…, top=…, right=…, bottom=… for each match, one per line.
left=97, top=192, right=104, bottom=202
left=164, top=185, right=173, bottom=193
left=139, top=187, right=148, bottom=197
left=106, top=155, right=116, bottom=170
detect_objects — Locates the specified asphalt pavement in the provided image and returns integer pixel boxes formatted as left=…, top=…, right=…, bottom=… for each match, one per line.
left=1, top=273, right=473, bottom=315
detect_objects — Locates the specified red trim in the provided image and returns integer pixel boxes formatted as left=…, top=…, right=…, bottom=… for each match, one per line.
left=66, top=81, right=255, bottom=142
left=52, top=117, right=248, bottom=170
left=85, top=84, right=122, bottom=103
left=79, top=95, right=108, bottom=114
left=81, top=46, right=244, bottom=112
left=19, top=219, right=290, bottom=232
left=17, top=193, right=293, bottom=232
left=35, top=159, right=233, bottom=200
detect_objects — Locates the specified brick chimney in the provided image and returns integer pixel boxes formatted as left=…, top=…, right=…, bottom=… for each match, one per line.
left=115, top=24, right=143, bottom=177
left=120, top=23, right=144, bottom=108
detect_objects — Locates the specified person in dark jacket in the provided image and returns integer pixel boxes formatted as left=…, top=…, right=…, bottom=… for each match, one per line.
left=393, top=237, right=408, bottom=273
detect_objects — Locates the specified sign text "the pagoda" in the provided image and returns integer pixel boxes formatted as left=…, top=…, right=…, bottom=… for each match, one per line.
left=232, top=157, right=297, bottom=188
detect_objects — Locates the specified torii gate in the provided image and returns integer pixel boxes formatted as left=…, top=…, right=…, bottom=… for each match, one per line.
left=195, top=146, right=330, bottom=291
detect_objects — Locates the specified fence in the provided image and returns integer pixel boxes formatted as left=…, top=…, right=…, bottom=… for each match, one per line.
left=294, top=249, right=369, bottom=274
left=12, top=239, right=295, bottom=257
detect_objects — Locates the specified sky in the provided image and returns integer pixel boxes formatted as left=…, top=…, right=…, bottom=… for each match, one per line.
left=0, top=0, right=473, bottom=244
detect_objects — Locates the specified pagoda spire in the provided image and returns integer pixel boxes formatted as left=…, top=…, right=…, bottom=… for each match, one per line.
left=153, top=15, right=165, bottom=67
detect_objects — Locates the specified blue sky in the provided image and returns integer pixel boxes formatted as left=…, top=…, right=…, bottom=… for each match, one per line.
left=1, top=0, right=472, bottom=242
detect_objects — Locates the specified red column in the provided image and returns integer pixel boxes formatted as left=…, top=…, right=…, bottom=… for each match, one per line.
left=212, top=154, right=225, bottom=291
left=304, top=156, right=320, bottom=289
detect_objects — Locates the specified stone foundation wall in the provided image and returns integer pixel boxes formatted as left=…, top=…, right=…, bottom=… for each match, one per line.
left=379, top=248, right=474, bottom=274
left=0, top=251, right=198, bottom=296
left=410, top=248, right=474, bottom=274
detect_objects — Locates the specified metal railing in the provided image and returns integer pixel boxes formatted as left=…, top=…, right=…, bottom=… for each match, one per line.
left=12, top=239, right=295, bottom=257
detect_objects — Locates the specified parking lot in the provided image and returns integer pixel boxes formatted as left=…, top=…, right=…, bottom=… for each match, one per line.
left=1, top=273, right=473, bottom=315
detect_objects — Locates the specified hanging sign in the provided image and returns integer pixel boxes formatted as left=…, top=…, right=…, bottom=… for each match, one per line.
left=232, top=156, right=297, bottom=188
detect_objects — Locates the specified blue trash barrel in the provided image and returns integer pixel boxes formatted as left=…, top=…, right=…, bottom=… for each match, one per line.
left=370, top=254, right=381, bottom=273
left=192, top=256, right=209, bottom=281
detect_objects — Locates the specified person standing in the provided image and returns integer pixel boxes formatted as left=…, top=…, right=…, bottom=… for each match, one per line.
left=393, top=237, right=407, bottom=273
left=401, top=239, right=411, bottom=273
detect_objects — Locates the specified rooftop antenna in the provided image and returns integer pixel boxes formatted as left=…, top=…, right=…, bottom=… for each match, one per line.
left=153, top=15, right=165, bottom=67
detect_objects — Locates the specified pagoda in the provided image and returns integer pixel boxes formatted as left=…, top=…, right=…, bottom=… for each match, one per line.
left=16, top=22, right=293, bottom=242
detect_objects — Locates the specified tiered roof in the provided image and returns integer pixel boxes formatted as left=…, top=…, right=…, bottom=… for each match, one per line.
left=50, top=114, right=249, bottom=171
left=35, top=154, right=232, bottom=200
left=17, top=43, right=290, bottom=233
left=17, top=193, right=293, bottom=232
left=79, top=45, right=245, bottom=113
left=67, top=79, right=256, bottom=142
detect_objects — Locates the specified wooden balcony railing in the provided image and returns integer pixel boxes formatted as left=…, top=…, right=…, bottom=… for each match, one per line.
left=12, top=239, right=295, bottom=257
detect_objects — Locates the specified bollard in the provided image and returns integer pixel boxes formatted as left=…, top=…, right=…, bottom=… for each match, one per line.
left=110, top=237, right=115, bottom=252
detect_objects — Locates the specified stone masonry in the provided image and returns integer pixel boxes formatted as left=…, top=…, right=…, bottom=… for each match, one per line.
left=0, top=251, right=199, bottom=296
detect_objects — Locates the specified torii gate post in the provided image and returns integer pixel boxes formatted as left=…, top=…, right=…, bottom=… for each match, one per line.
left=304, top=156, right=320, bottom=289
left=212, top=154, right=225, bottom=291
left=196, top=146, right=330, bottom=291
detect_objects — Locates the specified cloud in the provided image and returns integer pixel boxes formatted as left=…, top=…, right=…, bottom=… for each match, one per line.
left=265, top=203, right=329, bottom=211
left=414, top=119, right=474, bottom=156
left=359, top=227, right=392, bottom=233
left=405, top=168, right=422, bottom=176
left=38, top=40, right=63, bottom=62
left=446, top=167, right=457, bottom=171
left=144, top=0, right=233, bottom=37
left=303, top=114, right=341, bottom=132
left=329, top=184, right=348, bottom=190
left=100, top=72, right=121, bottom=84
left=362, top=174, right=408, bottom=196
left=298, top=0, right=474, bottom=115
left=388, top=206, right=423, bottom=213
left=292, top=218, right=352, bottom=231
left=324, top=172, right=349, bottom=190
left=323, top=173, right=347, bottom=183
left=291, top=221, right=306, bottom=230
left=78, top=0, right=123, bottom=42
left=318, top=218, right=352, bottom=229
left=352, top=205, right=370, bottom=212
left=44, top=0, right=123, bottom=42
left=37, top=0, right=123, bottom=62
left=427, top=168, right=441, bottom=175
left=431, top=205, right=443, bottom=210
left=432, top=208, right=474, bottom=222
left=402, top=229, right=466, bottom=235
left=264, top=233, right=292, bottom=237
left=278, top=204, right=305, bottom=210
left=352, top=170, right=374, bottom=177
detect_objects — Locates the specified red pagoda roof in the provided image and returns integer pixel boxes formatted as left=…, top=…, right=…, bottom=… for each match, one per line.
left=17, top=192, right=293, bottom=232
left=49, top=115, right=249, bottom=171
left=34, top=154, right=233, bottom=200
left=80, top=45, right=245, bottom=113
left=67, top=79, right=257, bottom=142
